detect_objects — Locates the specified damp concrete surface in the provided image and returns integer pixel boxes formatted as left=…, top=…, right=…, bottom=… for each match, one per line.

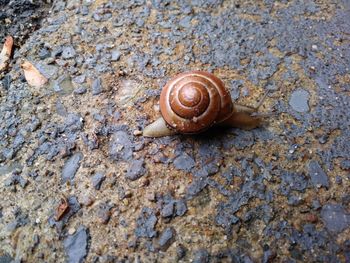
left=0, top=0, right=349, bottom=262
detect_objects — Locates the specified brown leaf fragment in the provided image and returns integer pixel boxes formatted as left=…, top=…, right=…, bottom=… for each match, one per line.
left=0, top=36, right=14, bottom=71
left=21, top=60, right=48, bottom=88
left=55, top=196, right=70, bottom=221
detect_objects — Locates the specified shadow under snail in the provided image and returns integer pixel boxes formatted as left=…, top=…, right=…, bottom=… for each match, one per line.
left=143, top=70, right=270, bottom=137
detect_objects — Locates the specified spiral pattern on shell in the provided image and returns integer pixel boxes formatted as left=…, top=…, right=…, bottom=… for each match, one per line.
left=160, top=71, right=233, bottom=133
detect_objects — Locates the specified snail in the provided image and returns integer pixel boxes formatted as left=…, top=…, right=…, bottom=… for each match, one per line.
left=143, top=71, right=269, bottom=137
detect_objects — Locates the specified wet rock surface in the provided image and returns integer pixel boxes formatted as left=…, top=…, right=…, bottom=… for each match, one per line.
left=0, top=0, right=349, bottom=262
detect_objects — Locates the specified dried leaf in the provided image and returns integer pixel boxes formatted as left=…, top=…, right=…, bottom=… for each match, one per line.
left=0, top=36, right=14, bottom=71
left=55, top=196, right=70, bottom=221
left=21, top=60, right=48, bottom=88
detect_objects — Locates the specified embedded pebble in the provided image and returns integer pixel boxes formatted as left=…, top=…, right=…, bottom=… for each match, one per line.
left=109, top=131, right=133, bottom=162
left=91, top=172, right=105, bottom=190
left=161, top=203, right=174, bottom=218
left=0, top=254, right=13, bottom=262
left=111, top=50, right=121, bottom=61
left=80, top=194, right=94, bottom=207
left=308, top=160, right=329, bottom=188
left=125, top=159, right=146, bottom=181
left=158, top=227, right=175, bottom=251
left=176, top=244, right=187, bottom=260
left=73, top=86, right=87, bottom=94
left=2, top=75, right=11, bottom=90
left=97, top=202, right=113, bottom=224
left=36, top=62, right=58, bottom=78
left=92, top=78, right=103, bottom=95
left=321, top=204, right=350, bottom=233
left=193, top=249, right=209, bottom=263
left=72, top=75, right=86, bottom=84
left=63, top=225, right=89, bottom=263
left=61, top=153, right=83, bottom=183
left=289, top=89, right=310, bottom=113
left=173, top=153, right=195, bottom=172
left=4, top=171, right=28, bottom=188
left=62, top=46, right=76, bottom=59
left=52, top=75, right=74, bottom=95
left=175, top=200, right=188, bottom=216
left=56, top=100, right=67, bottom=116
left=135, top=207, right=157, bottom=238
left=5, top=208, right=29, bottom=231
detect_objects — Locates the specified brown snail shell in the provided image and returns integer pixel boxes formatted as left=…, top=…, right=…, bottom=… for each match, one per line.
left=143, top=71, right=265, bottom=137
left=159, top=71, right=233, bottom=134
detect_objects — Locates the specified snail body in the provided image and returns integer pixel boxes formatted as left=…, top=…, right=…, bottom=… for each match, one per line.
left=143, top=71, right=266, bottom=137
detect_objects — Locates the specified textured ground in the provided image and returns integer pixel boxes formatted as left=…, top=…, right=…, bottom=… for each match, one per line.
left=0, top=0, right=350, bottom=262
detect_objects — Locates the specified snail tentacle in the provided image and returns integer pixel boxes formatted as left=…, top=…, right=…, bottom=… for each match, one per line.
left=220, top=90, right=271, bottom=130
left=143, top=117, right=177, bottom=137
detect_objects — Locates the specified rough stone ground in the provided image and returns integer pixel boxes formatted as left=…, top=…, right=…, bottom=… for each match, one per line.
left=0, top=0, right=350, bottom=262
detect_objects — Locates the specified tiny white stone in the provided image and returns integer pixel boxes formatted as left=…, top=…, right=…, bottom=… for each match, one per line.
left=68, top=227, right=76, bottom=235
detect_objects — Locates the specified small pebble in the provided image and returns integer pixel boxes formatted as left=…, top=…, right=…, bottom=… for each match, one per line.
left=68, top=227, right=76, bottom=235
left=289, top=89, right=310, bottom=113
left=62, top=46, right=76, bottom=59
left=158, top=227, right=175, bottom=251
left=91, top=172, right=106, bottom=190
left=81, top=194, right=94, bottom=207
left=176, top=244, right=187, bottom=260
left=64, top=226, right=89, bottom=263
left=308, top=160, right=329, bottom=189
left=92, top=78, right=103, bottom=95
left=161, top=203, right=174, bottom=218
left=321, top=203, right=350, bottom=233
left=193, top=249, right=209, bottom=263
left=304, top=213, right=318, bottom=223
left=335, top=176, right=342, bottom=185
left=146, top=192, right=156, bottom=202
left=125, top=159, right=146, bottom=181
left=111, top=50, right=121, bottom=61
